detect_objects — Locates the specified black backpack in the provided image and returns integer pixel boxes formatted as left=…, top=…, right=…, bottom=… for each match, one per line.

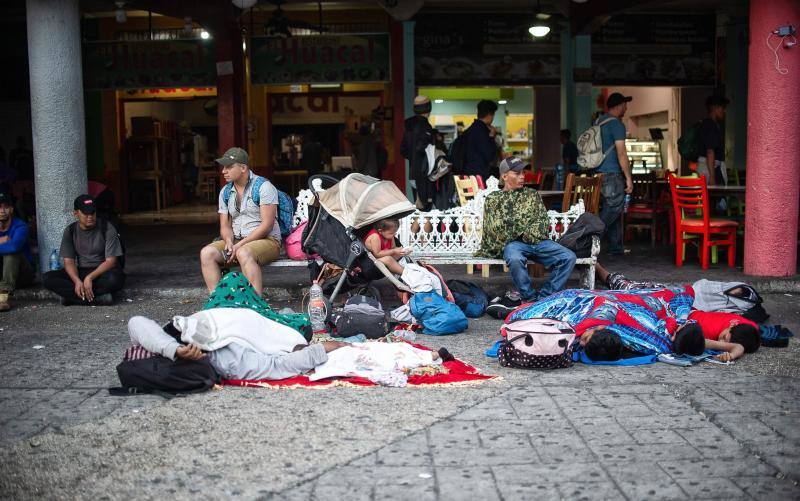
left=557, top=213, right=605, bottom=258
left=69, top=218, right=126, bottom=269
left=111, top=356, right=219, bottom=397
left=450, top=135, right=467, bottom=175
left=446, top=279, right=489, bottom=318
left=331, top=294, right=388, bottom=339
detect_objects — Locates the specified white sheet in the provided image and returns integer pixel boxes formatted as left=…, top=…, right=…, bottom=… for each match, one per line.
left=309, top=342, right=440, bottom=381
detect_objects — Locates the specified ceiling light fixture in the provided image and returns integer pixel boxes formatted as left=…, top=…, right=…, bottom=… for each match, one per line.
left=200, top=30, right=211, bottom=40
left=498, top=99, right=508, bottom=105
left=434, top=99, right=444, bottom=104
left=115, top=1, right=127, bottom=23
left=529, top=0, right=551, bottom=38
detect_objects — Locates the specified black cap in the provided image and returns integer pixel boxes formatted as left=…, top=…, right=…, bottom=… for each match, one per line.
left=606, top=92, right=633, bottom=108
left=0, top=191, right=14, bottom=207
left=73, top=194, right=97, bottom=214
left=705, top=95, right=730, bottom=108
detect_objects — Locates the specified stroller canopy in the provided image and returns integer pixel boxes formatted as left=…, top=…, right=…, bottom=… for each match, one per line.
left=318, top=173, right=416, bottom=230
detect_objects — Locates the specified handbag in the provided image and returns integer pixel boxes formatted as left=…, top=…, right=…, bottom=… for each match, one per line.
left=498, top=318, right=576, bottom=370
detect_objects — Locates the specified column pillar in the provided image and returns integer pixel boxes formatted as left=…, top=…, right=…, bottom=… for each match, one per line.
left=573, top=35, right=592, bottom=137
left=389, top=20, right=411, bottom=195
left=215, top=26, right=246, bottom=165
left=559, top=29, right=575, bottom=134
left=26, top=0, right=87, bottom=272
left=402, top=20, right=416, bottom=197
left=743, top=0, right=800, bottom=276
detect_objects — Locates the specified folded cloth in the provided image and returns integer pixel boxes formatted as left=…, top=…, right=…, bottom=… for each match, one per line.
left=309, top=342, right=441, bottom=381
left=401, top=264, right=443, bottom=295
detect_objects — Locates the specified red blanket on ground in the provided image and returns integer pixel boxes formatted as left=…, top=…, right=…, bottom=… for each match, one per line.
left=221, top=343, right=496, bottom=389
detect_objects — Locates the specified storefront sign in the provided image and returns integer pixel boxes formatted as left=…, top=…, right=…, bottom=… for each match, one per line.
left=83, top=40, right=216, bottom=90
left=250, top=34, right=390, bottom=85
left=269, top=93, right=381, bottom=125
left=414, top=13, right=715, bottom=85
left=120, top=87, right=217, bottom=99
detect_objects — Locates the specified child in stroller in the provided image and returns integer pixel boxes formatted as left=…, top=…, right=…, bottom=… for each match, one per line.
left=363, top=218, right=412, bottom=275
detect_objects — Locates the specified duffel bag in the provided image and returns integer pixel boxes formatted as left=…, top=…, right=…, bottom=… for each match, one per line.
left=332, top=294, right=387, bottom=339
left=446, top=279, right=489, bottom=318
left=409, top=291, right=468, bottom=335
left=112, top=355, right=219, bottom=396
left=498, top=318, right=575, bottom=370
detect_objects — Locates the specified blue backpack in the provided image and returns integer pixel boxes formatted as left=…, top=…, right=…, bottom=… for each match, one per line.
left=446, top=280, right=488, bottom=318
left=409, top=291, right=468, bottom=335
left=222, top=175, right=295, bottom=238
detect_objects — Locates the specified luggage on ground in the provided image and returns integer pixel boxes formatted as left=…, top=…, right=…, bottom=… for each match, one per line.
left=692, top=279, right=768, bottom=323
left=576, top=117, right=616, bottom=170
left=498, top=318, right=576, bottom=370
left=446, top=279, right=489, bottom=318
left=113, top=356, right=219, bottom=395
left=331, top=294, right=388, bottom=339
left=409, top=291, right=468, bottom=335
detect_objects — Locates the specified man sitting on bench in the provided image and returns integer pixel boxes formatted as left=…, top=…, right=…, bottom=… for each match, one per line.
left=480, top=156, right=577, bottom=318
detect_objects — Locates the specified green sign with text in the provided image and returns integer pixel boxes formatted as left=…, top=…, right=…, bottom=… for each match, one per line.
left=250, top=34, right=390, bottom=85
left=83, top=40, right=217, bottom=90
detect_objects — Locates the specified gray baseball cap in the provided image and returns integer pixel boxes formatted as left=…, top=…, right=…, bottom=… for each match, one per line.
left=216, top=147, right=249, bottom=166
left=499, top=156, right=526, bottom=175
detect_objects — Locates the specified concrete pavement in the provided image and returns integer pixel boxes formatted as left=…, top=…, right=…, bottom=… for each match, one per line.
left=0, top=292, right=798, bottom=499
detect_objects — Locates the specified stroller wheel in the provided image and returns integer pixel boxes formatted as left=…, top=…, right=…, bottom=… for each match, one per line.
left=350, top=284, right=382, bottom=304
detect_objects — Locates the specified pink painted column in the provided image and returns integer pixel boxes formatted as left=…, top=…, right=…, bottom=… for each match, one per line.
left=744, top=0, right=800, bottom=276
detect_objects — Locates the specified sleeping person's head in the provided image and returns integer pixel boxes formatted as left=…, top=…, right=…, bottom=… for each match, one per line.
left=580, top=328, right=624, bottom=361
left=672, top=322, right=705, bottom=356
left=729, top=323, right=761, bottom=353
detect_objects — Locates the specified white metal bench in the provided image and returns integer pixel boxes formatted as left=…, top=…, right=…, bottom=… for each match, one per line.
left=268, top=176, right=599, bottom=289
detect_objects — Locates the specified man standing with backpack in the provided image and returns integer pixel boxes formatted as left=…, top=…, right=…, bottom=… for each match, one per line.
left=199, top=147, right=282, bottom=295
left=43, top=195, right=125, bottom=305
left=461, top=100, right=499, bottom=181
left=401, top=95, right=435, bottom=210
left=593, top=92, right=633, bottom=256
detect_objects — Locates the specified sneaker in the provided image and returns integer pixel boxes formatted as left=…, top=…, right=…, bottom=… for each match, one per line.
left=486, top=291, right=523, bottom=319
left=0, top=291, right=10, bottom=312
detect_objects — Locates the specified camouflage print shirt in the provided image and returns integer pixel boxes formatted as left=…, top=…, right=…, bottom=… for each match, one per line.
left=476, top=188, right=550, bottom=258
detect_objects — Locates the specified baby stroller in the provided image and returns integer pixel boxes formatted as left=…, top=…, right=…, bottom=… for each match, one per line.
left=302, top=173, right=417, bottom=304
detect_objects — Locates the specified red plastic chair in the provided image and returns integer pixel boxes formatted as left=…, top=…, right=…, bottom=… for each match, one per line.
left=668, top=175, right=738, bottom=269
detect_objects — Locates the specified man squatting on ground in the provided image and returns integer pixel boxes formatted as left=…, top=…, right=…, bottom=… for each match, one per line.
left=0, top=190, right=34, bottom=311
left=200, top=147, right=282, bottom=295
left=43, top=195, right=125, bottom=305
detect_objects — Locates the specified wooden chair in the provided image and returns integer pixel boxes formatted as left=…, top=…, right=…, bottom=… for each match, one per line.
left=562, top=173, right=603, bottom=214
left=669, top=174, right=738, bottom=269
left=625, top=172, right=664, bottom=246
left=454, top=175, right=481, bottom=206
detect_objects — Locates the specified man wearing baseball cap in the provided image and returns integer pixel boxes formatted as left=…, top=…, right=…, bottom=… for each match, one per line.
left=0, top=191, right=34, bottom=311
left=43, top=194, right=125, bottom=305
left=199, top=146, right=282, bottom=294
left=595, top=92, right=634, bottom=256
left=478, top=156, right=577, bottom=318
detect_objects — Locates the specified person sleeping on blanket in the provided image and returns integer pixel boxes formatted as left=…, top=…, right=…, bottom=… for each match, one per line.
left=506, top=287, right=706, bottom=362
left=594, top=263, right=761, bottom=362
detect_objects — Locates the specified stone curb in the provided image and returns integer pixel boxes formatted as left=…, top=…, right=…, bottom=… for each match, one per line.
left=11, top=276, right=800, bottom=302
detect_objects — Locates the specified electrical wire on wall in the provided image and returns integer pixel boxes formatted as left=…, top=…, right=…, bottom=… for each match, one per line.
left=766, top=27, right=797, bottom=75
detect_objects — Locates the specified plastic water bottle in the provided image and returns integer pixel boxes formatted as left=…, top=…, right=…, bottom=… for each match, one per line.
left=308, top=281, right=327, bottom=334
left=623, top=194, right=631, bottom=213
left=49, top=249, right=62, bottom=271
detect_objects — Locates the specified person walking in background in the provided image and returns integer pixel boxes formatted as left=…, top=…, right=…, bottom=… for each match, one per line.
left=462, top=100, right=498, bottom=181
left=43, top=195, right=125, bottom=306
left=596, top=92, right=633, bottom=256
left=355, top=125, right=380, bottom=178
left=556, top=129, right=579, bottom=190
left=698, top=95, right=729, bottom=186
left=0, top=191, right=33, bottom=311
left=401, top=95, right=435, bottom=210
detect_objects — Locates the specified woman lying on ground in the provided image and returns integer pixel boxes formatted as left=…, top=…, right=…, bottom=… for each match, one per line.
left=594, top=262, right=761, bottom=361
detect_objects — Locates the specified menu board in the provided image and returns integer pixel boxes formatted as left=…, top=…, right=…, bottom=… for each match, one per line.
left=250, top=34, right=390, bottom=85
left=83, top=40, right=216, bottom=90
left=414, top=13, right=715, bottom=86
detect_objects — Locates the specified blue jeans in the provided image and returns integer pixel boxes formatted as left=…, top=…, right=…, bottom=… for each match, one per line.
left=599, top=172, right=625, bottom=254
left=503, top=240, right=577, bottom=301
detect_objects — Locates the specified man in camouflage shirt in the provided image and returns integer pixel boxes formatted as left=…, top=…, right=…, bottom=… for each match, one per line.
left=478, top=157, right=577, bottom=317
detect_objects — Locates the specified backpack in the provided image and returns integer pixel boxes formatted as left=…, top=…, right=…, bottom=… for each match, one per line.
left=409, top=291, right=468, bottom=335
left=111, top=356, right=219, bottom=396
left=446, top=280, right=489, bottom=318
left=69, top=218, right=126, bottom=269
left=330, top=294, right=388, bottom=339
left=557, top=213, right=606, bottom=258
left=677, top=121, right=703, bottom=161
left=222, top=175, right=295, bottom=238
left=576, top=117, right=616, bottom=170
left=498, top=318, right=576, bottom=370
left=691, top=279, right=768, bottom=323
left=449, top=135, right=467, bottom=175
